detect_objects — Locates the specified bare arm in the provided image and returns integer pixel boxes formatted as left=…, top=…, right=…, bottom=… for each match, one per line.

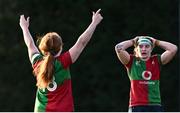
left=19, top=15, right=40, bottom=62
left=69, top=9, right=103, bottom=63
left=156, top=40, right=178, bottom=65
left=115, top=39, right=134, bottom=65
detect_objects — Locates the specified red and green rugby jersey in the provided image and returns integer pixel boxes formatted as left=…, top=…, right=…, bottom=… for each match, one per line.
left=31, top=51, right=74, bottom=112
left=125, top=54, right=162, bottom=107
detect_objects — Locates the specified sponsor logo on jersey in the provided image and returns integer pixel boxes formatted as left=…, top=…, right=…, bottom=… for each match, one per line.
left=142, top=71, right=152, bottom=80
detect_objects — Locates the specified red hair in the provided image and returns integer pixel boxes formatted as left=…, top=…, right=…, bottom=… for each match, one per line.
left=34, top=32, right=63, bottom=89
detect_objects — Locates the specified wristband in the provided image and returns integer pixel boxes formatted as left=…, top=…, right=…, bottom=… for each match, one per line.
left=155, top=40, right=160, bottom=46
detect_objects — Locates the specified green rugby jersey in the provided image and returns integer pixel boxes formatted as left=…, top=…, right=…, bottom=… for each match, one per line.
left=32, top=51, right=74, bottom=112
left=125, top=54, right=162, bottom=107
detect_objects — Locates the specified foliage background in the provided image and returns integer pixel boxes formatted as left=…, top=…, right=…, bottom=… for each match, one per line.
left=0, top=0, right=179, bottom=111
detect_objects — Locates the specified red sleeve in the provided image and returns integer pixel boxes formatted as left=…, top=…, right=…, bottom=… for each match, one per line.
left=32, top=60, right=41, bottom=69
left=32, top=53, right=43, bottom=69
left=57, top=51, right=72, bottom=69
left=125, top=54, right=133, bottom=69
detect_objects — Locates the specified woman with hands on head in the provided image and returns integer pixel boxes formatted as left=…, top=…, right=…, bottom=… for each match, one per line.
left=115, top=36, right=177, bottom=112
left=19, top=9, right=103, bottom=112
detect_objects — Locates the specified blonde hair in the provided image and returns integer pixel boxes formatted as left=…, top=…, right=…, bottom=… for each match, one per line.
left=34, top=32, right=63, bottom=89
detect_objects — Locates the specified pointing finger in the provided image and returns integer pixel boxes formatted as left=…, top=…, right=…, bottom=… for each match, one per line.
left=27, top=17, right=30, bottom=22
left=95, top=9, right=101, bottom=14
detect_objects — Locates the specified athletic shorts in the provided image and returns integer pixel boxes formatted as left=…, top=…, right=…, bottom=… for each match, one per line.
left=128, top=105, right=163, bottom=112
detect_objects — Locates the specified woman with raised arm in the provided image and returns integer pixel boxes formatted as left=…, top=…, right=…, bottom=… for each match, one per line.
left=115, top=36, right=177, bottom=112
left=19, top=9, right=103, bottom=112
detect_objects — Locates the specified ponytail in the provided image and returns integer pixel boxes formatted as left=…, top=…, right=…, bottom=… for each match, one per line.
left=34, top=53, right=55, bottom=89
left=35, top=32, right=62, bottom=89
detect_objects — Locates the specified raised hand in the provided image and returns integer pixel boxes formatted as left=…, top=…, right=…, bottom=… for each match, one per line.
left=19, top=15, right=30, bottom=30
left=92, top=9, right=103, bottom=25
left=19, top=14, right=40, bottom=62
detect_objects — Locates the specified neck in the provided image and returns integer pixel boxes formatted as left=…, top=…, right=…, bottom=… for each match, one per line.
left=141, top=57, right=150, bottom=61
left=136, top=54, right=150, bottom=61
left=54, top=49, right=62, bottom=57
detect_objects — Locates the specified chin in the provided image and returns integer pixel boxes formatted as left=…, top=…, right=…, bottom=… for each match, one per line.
left=141, top=56, right=150, bottom=60
left=140, top=55, right=147, bottom=58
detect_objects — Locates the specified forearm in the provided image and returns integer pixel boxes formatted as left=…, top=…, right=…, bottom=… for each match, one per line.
left=69, top=22, right=99, bottom=63
left=22, top=28, right=39, bottom=61
left=77, top=22, right=98, bottom=47
left=22, top=28, right=36, bottom=48
left=115, top=39, right=134, bottom=51
left=156, top=40, right=177, bottom=64
left=115, top=40, right=133, bottom=65
left=20, top=15, right=40, bottom=62
left=69, top=9, right=102, bottom=63
left=156, top=40, right=177, bottom=53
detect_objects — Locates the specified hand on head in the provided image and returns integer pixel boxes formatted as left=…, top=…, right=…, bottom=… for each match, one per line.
left=147, top=36, right=156, bottom=47
left=132, top=36, right=140, bottom=47
left=133, top=36, right=156, bottom=47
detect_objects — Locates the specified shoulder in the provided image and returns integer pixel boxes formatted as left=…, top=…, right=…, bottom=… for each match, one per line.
left=151, top=54, right=162, bottom=65
left=125, top=54, right=135, bottom=68
left=151, top=54, right=161, bottom=60
left=31, top=53, right=43, bottom=65
left=56, top=51, right=72, bottom=69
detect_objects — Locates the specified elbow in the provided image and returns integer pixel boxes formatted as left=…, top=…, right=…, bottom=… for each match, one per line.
left=170, top=45, right=178, bottom=56
left=115, top=44, right=120, bottom=52
left=115, top=43, right=123, bottom=52
left=172, top=45, right=178, bottom=55
left=115, top=44, right=118, bottom=51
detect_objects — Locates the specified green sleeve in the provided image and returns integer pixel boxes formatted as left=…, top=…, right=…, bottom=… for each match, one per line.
left=31, top=53, right=43, bottom=65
